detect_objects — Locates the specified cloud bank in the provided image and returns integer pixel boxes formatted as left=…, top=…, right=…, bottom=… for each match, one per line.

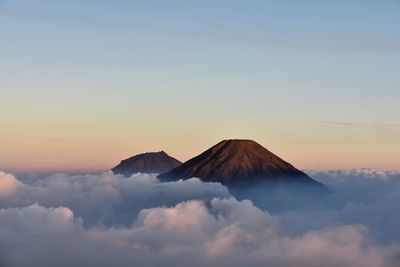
left=1, top=170, right=400, bottom=267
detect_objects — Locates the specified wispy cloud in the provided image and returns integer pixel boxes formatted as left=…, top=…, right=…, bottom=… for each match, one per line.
left=313, top=120, right=400, bottom=128
left=0, top=1, right=94, bottom=24
left=206, top=5, right=400, bottom=54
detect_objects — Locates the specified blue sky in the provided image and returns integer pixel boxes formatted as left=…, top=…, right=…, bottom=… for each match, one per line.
left=1, top=0, right=399, bottom=171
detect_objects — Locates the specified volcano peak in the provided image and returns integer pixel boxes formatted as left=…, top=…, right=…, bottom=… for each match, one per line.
left=159, top=139, right=321, bottom=187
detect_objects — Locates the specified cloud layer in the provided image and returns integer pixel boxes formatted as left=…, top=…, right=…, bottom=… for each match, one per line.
left=1, top=170, right=400, bottom=267
left=0, top=172, right=229, bottom=226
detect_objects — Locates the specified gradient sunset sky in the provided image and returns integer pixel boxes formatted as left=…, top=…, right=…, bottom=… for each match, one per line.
left=1, top=0, right=399, bottom=172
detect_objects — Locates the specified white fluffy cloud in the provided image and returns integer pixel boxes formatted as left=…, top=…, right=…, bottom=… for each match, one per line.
left=1, top=199, right=399, bottom=267
left=0, top=170, right=400, bottom=267
left=0, top=171, right=22, bottom=199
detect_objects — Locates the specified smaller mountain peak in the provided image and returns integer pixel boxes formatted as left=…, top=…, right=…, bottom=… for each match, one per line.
left=112, top=151, right=181, bottom=176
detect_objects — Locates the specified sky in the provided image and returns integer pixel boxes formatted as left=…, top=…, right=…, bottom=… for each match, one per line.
left=1, top=0, right=399, bottom=172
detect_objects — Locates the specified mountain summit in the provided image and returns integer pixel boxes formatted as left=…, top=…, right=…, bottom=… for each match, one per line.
left=159, top=139, right=321, bottom=186
left=112, top=151, right=181, bottom=176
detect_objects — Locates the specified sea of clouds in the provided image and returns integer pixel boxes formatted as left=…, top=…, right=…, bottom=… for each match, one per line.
left=1, top=169, right=400, bottom=267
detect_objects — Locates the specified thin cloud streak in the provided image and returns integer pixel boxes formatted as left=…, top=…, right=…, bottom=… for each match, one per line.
left=0, top=1, right=95, bottom=24
left=313, top=120, right=400, bottom=128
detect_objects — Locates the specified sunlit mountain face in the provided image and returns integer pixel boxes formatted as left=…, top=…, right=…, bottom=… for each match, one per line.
left=1, top=1, right=399, bottom=267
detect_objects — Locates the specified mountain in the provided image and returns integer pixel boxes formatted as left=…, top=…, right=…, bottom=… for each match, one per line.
left=159, top=139, right=322, bottom=187
left=112, top=151, right=182, bottom=176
